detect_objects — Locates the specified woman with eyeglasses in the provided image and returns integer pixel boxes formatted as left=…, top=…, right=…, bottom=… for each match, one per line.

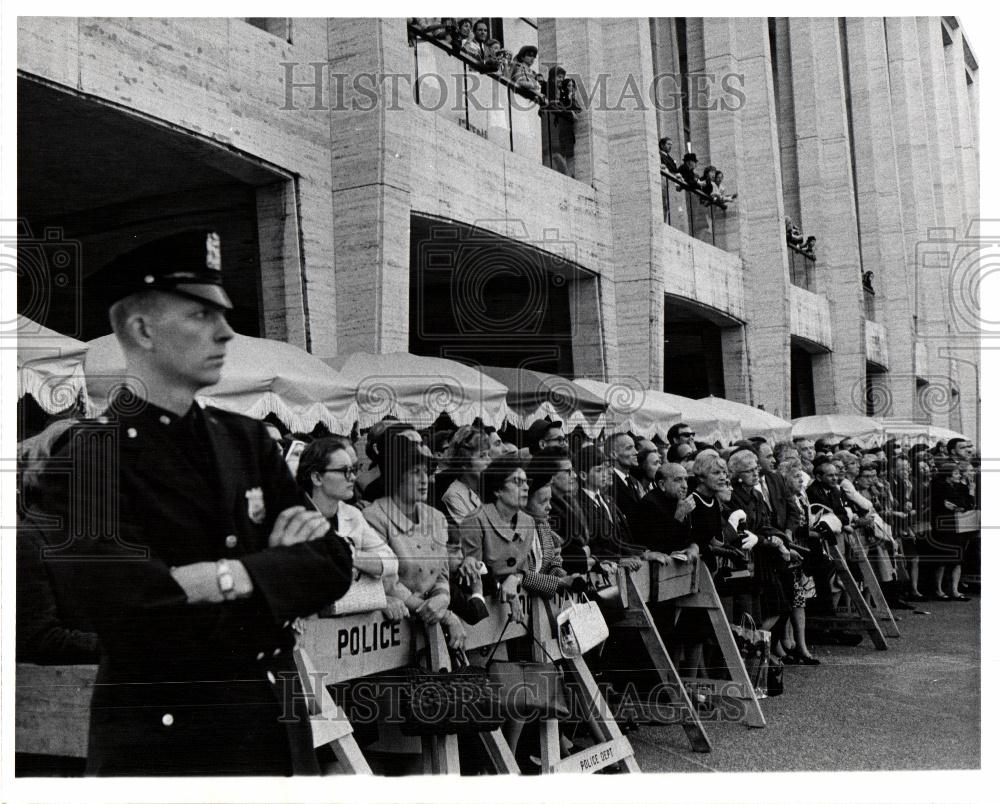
left=456, top=454, right=537, bottom=624
left=295, top=437, right=406, bottom=622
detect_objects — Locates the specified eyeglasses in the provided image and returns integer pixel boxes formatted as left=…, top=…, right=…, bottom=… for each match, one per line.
left=324, top=465, right=359, bottom=479
left=678, top=431, right=696, bottom=438
left=542, top=434, right=568, bottom=444
left=506, top=476, right=529, bottom=487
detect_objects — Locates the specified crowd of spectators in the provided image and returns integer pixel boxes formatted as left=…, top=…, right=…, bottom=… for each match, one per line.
left=17, top=406, right=980, bottom=769
left=785, top=216, right=816, bottom=256
left=659, top=137, right=738, bottom=211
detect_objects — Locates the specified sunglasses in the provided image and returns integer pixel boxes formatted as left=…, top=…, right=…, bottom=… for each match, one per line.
left=324, top=465, right=360, bottom=479
left=679, top=431, right=696, bottom=438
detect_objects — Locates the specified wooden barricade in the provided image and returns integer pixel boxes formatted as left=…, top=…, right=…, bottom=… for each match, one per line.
left=667, top=560, right=767, bottom=729
left=808, top=538, right=889, bottom=650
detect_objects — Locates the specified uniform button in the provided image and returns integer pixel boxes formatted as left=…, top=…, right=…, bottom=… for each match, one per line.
left=256, top=651, right=266, bottom=661
left=283, top=620, right=291, bottom=628
left=162, top=713, right=174, bottom=727
left=225, top=535, right=238, bottom=549
left=126, top=428, right=138, bottom=439
left=267, top=671, right=277, bottom=684
left=144, top=275, right=155, bottom=284
left=507, top=557, right=517, bottom=567
left=272, top=647, right=282, bottom=657
left=159, top=415, right=171, bottom=426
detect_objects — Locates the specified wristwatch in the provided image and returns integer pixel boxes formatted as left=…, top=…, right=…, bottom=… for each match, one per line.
left=216, top=559, right=238, bottom=601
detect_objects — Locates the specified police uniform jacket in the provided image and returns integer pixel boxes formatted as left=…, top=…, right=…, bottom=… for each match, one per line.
left=30, top=399, right=354, bottom=776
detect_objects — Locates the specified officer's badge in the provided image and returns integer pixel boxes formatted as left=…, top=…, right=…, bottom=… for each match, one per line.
left=245, top=487, right=266, bottom=524
left=205, top=232, right=221, bottom=271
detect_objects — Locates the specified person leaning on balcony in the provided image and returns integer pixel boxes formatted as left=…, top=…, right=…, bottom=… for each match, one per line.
left=803, top=235, right=816, bottom=256
left=509, top=45, right=543, bottom=101
left=486, top=38, right=512, bottom=75
left=785, top=216, right=804, bottom=247
left=678, top=152, right=704, bottom=192
left=713, top=169, right=738, bottom=207
left=658, top=136, right=679, bottom=174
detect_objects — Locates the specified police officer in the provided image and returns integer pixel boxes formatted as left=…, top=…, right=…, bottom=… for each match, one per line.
left=28, top=230, right=353, bottom=775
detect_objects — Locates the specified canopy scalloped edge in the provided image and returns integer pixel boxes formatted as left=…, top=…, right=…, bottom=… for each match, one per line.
left=194, top=392, right=359, bottom=436
left=18, top=366, right=90, bottom=415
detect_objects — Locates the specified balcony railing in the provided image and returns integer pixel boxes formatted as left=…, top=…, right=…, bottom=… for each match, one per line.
left=660, top=169, right=727, bottom=248
left=863, top=283, right=877, bottom=321
left=787, top=243, right=815, bottom=292
left=408, top=25, right=578, bottom=177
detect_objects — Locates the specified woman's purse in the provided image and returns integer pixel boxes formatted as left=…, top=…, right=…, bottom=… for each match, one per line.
left=399, top=646, right=504, bottom=737
left=730, top=613, right=769, bottom=697
left=586, top=561, right=629, bottom=621
left=485, top=608, right=570, bottom=720
left=555, top=594, right=609, bottom=659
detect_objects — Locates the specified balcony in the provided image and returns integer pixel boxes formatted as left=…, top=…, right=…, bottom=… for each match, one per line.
left=865, top=319, right=889, bottom=370
left=409, top=25, right=577, bottom=177
left=787, top=243, right=815, bottom=292
left=660, top=169, right=728, bottom=248
left=789, top=284, right=832, bottom=352
left=661, top=222, right=745, bottom=323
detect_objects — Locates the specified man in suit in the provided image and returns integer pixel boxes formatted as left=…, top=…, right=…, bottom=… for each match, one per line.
left=634, top=463, right=698, bottom=558
left=606, top=433, right=645, bottom=532
left=28, top=231, right=354, bottom=775
left=572, top=444, right=643, bottom=569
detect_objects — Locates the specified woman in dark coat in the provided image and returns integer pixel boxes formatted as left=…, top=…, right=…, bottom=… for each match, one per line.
left=928, top=461, right=974, bottom=600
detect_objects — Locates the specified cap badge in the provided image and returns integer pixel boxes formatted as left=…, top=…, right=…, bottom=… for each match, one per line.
left=206, top=232, right=221, bottom=272
left=245, top=487, right=266, bottom=524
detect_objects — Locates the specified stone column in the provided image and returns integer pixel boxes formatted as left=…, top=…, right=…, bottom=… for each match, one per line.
left=328, top=18, right=413, bottom=356
left=788, top=18, right=868, bottom=416
left=842, top=18, right=916, bottom=421
left=600, top=17, right=664, bottom=390
left=700, top=18, right=791, bottom=417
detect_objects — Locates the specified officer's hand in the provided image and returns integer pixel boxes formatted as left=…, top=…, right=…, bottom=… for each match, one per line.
left=417, top=593, right=449, bottom=624
left=269, top=506, right=330, bottom=548
left=381, top=598, right=409, bottom=622
left=442, top=612, right=468, bottom=650
left=643, top=550, right=669, bottom=565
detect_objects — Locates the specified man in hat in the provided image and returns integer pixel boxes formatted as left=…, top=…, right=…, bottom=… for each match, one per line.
left=678, top=152, right=704, bottom=192
left=27, top=230, right=354, bottom=775
left=525, top=417, right=566, bottom=457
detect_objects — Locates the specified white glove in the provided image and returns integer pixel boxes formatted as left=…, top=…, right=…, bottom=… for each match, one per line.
left=740, top=530, right=759, bottom=550
left=727, top=510, right=747, bottom=531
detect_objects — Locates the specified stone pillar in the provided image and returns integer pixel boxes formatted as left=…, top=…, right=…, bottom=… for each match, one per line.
left=539, top=17, right=618, bottom=380
left=772, top=18, right=801, bottom=231
left=788, top=18, right=867, bottom=416
left=842, top=18, right=915, bottom=421
left=600, top=17, right=664, bottom=389
left=700, top=18, right=791, bottom=417
left=328, top=18, right=413, bottom=356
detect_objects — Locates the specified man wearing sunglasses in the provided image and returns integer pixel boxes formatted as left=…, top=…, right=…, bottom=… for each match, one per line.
left=667, top=422, right=696, bottom=449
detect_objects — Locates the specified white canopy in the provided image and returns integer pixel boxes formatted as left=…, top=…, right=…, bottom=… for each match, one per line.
left=323, top=352, right=511, bottom=430
left=572, top=379, right=683, bottom=441
left=16, top=316, right=90, bottom=414
left=85, top=333, right=358, bottom=432
left=698, top=396, right=793, bottom=442
left=791, top=413, right=885, bottom=448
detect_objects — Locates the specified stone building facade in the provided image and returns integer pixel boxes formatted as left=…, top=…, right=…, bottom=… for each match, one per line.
left=17, top=16, right=980, bottom=433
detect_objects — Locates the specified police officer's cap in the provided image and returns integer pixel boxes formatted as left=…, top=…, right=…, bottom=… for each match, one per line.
left=106, top=230, right=233, bottom=310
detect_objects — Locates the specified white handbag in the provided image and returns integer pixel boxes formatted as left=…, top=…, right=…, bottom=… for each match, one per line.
left=556, top=595, right=609, bottom=659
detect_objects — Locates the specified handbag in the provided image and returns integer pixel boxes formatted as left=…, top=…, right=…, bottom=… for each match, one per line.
left=586, top=561, right=628, bottom=621
left=321, top=574, right=388, bottom=616
left=399, top=647, right=504, bottom=736
left=485, top=608, right=570, bottom=720
left=730, top=614, right=769, bottom=696
left=766, top=661, right=784, bottom=697
left=555, top=594, right=609, bottom=659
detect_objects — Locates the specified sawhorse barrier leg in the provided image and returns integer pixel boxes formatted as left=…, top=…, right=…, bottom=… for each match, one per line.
left=294, top=647, right=373, bottom=774
left=530, top=598, right=641, bottom=774
left=674, top=562, right=766, bottom=729
left=617, top=572, right=711, bottom=752
left=418, top=623, right=519, bottom=775
left=857, top=551, right=901, bottom=637
left=810, top=544, right=888, bottom=650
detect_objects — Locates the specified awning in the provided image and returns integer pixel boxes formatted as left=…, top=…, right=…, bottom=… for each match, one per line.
left=572, top=379, right=684, bottom=441
left=85, top=333, right=358, bottom=433
left=791, top=413, right=885, bottom=448
left=477, top=365, right=608, bottom=436
left=323, top=352, right=510, bottom=430
left=698, top=396, right=792, bottom=442
left=16, top=316, right=90, bottom=414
